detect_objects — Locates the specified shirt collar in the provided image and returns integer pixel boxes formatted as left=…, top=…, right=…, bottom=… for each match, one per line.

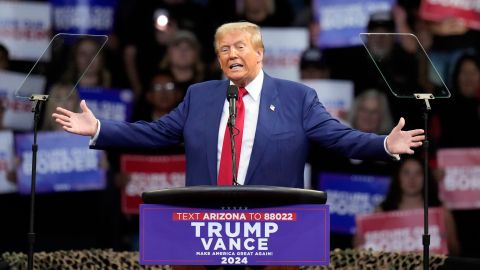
left=229, top=70, right=263, bottom=102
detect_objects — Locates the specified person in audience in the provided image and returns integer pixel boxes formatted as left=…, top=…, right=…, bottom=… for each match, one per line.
left=60, top=37, right=112, bottom=88
left=147, top=72, right=182, bottom=120
left=378, top=156, right=460, bottom=255
left=299, top=47, right=331, bottom=80
left=133, top=70, right=183, bottom=122
left=311, top=89, right=395, bottom=181
left=159, top=30, right=205, bottom=98
left=349, top=89, right=393, bottom=135
left=433, top=53, right=480, bottom=148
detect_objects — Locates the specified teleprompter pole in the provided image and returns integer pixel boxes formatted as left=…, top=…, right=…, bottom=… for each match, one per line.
left=415, top=93, right=434, bottom=270
left=27, top=94, right=48, bottom=270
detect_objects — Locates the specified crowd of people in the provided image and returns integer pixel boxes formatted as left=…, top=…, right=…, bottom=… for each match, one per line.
left=1, top=0, right=480, bottom=258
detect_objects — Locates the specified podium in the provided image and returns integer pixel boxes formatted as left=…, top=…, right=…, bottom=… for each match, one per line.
left=140, top=186, right=329, bottom=266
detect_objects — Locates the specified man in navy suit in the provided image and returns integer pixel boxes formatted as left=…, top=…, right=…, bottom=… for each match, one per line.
left=53, top=22, right=424, bottom=188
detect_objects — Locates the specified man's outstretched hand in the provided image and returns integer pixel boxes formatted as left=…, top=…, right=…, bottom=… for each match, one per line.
left=52, top=100, right=98, bottom=137
left=386, top=117, right=425, bottom=155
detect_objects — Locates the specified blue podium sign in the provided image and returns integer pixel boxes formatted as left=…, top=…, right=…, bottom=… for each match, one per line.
left=140, top=204, right=330, bottom=266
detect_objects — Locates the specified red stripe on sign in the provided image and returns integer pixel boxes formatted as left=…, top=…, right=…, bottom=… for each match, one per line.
left=437, top=148, right=480, bottom=167
left=121, top=154, right=186, bottom=173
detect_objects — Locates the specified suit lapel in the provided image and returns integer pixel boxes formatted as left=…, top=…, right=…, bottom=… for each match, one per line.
left=205, top=81, right=229, bottom=185
left=244, top=74, right=279, bottom=185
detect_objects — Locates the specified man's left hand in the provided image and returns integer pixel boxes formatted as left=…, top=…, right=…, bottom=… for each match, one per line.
left=386, top=117, right=425, bottom=155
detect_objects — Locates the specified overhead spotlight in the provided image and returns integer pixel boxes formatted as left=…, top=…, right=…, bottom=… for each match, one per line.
left=154, top=9, right=169, bottom=32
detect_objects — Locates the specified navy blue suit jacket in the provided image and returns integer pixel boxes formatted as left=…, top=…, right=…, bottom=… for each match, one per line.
left=93, top=74, right=391, bottom=187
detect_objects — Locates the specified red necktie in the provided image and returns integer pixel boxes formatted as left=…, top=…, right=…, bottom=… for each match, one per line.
left=218, top=87, right=248, bottom=185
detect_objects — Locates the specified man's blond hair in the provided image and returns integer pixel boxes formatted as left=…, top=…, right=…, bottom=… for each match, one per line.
left=214, top=22, right=264, bottom=53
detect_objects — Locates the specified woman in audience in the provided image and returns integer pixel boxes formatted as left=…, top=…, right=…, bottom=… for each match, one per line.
left=159, top=30, right=204, bottom=98
left=378, top=156, right=460, bottom=255
left=434, top=53, right=480, bottom=148
left=132, top=70, right=182, bottom=122
left=349, top=89, right=393, bottom=135
left=60, top=37, right=112, bottom=88
left=311, top=89, right=394, bottom=177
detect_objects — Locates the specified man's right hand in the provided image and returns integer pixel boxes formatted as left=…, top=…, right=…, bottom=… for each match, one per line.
left=52, top=100, right=98, bottom=137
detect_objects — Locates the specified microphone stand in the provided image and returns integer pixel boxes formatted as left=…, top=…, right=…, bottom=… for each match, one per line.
left=27, top=94, right=48, bottom=270
left=228, top=116, right=239, bottom=186
left=415, top=93, right=433, bottom=270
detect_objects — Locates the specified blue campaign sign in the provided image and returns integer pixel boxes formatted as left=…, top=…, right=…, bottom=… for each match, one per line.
left=78, top=87, right=134, bottom=122
left=50, top=0, right=117, bottom=35
left=318, top=172, right=390, bottom=234
left=16, top=131, right=106, bottom=194
left=313, top=0, right=395, bottom=48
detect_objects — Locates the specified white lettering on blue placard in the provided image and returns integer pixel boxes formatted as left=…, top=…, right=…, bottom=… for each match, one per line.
left=21, top=148, right=98, bottom=175
left=191, top=222, right=278, bottom=251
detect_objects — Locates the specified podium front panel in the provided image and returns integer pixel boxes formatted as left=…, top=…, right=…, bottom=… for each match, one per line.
left=140, top=204, right=330, bottom=266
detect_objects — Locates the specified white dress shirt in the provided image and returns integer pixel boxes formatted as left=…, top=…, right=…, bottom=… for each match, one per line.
left=217, top=71, right=264, bottom=185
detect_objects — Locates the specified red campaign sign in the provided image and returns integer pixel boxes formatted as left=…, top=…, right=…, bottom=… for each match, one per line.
left=121, top=155, right=186, bottom=214
left=419, top=0, right=480, bottom=30
left=356, top=208, right=448, bottom=254
left=437, top=148, right=480, bottom=209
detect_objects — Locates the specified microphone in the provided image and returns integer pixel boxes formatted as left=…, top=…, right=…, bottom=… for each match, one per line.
left=226, top=85, right=239, bottom=185
left=227, top=85, right=238, bottom=127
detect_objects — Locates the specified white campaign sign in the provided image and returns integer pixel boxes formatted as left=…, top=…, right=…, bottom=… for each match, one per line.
left=0, top=71, right=46, bottom=131
left=437, top=148, right=480, bottom=209
left=0, top=1, right=51, bottom=61
left=302, top=79, right=354, bottom=121
left=261, top=28, right=309, bottom=82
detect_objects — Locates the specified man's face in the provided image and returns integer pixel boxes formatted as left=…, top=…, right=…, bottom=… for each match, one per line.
left=217, top=30, right=263, bottom=87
